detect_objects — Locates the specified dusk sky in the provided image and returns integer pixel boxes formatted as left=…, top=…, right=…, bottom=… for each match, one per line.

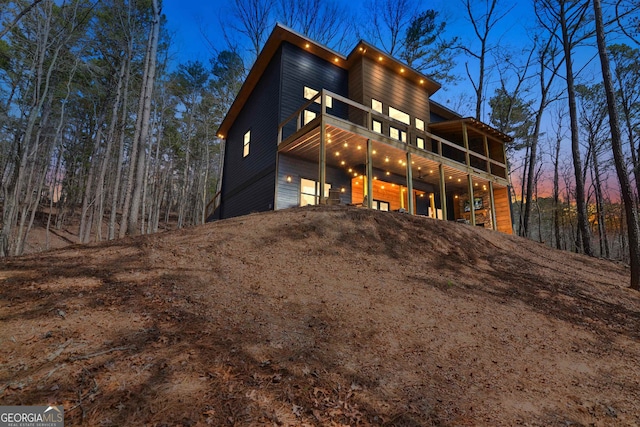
left=161, top=0, right=614, bottom=199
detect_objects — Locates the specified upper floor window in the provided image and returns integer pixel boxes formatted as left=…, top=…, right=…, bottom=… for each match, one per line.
left=243, top=130, right=250, bottom=157
left=415, top=118, right=425, bottom=131
left=372, top=119, right=382, bottom=133
left=390, top=126, right=407, bottom=142
left=416, top=137, right=425, bottom=150
left=371, top=99, right=383, bottom=113
left=389, top=106, right=410, bottom=125
left=303, top=110, right=316, bottom=125
left=304, top=86, right=332, bottom=108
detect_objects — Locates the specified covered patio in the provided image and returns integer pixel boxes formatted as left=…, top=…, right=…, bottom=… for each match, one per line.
left=276, top=90, right=513, bottom=233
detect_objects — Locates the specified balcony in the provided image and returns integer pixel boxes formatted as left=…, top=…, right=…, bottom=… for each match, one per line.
left=276, top=89, right=513, bottom=233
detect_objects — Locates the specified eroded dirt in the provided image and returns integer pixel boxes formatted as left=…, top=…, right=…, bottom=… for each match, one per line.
left=1, top=205, right=639, bottom=426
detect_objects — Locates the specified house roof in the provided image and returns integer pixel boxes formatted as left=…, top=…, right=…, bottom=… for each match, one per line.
left=217, top=24, right=442, bottom=138
left=344, top=41, right=441, bottom=95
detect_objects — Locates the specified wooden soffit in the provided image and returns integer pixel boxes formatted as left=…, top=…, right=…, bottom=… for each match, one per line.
left=430, top=118, right=513, bottom=143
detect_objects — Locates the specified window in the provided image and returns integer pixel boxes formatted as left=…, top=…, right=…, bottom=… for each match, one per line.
left=371, top=99, right=382, bottom=113
left=300, top=178, right=331, bottom=206
left=372, top=200, right=390, bottom=211
left=243, top=131, right=250, bottom=157
left=303, top=110, right=316, bottom=125
left=416, top=137, right=425, bottom=150
left=372, top=119, right=382, bottom=133
left=415, top=118, right=424, bottom=131
left=390, top=126, right=407, bottom=142
left=389, top=106, right=410, bottom=125
left=304, top=86, right=332, bottom=108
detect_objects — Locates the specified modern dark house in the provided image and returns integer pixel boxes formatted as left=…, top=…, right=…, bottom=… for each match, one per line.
left=210, top=24, right=513, bottom=234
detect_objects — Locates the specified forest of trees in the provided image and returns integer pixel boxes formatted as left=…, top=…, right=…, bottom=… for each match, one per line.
left=1, top=0, right=640, bottom=285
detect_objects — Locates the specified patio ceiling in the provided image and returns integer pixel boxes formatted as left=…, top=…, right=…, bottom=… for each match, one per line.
left=278, top=122, right=503, bottom=193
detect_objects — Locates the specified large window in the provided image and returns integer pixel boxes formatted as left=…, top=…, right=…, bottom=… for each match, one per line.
left=304, top=86, right=332, bottom=108
left=300, top=178, right=331, bottom=206
left=243, top=131, right=250, bottom=157
left=388, top=106, right=410, bottom=125
left=371, top=99, right=383, bottom=113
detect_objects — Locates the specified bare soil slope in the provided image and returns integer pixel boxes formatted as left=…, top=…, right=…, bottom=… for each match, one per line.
left=1, top=205, right=640, bottom=426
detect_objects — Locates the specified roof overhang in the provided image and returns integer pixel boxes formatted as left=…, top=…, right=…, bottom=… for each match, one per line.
left=429, top=118, right=513, bottom=143
left=217, top=24, right=444, bottom=138
left=217, top=24, right=348, bottom=138
left=345, top=41, right=441, bottom=96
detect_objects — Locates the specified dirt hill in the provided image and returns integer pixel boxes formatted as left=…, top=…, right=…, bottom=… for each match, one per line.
left=1, top=205, right=639, bottom=426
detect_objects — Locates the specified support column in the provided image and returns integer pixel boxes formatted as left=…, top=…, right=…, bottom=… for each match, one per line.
left=489, top=181, right=498, bottom=231
left=462, top=122, right=470, bottom=167
left=406, top=152, right=414, bottom=214
left=366, top=139, right=373, bottom=209
left=483, top=135, right=491, bottom=174
left=318, top=119, right=326, bottom=205
left=467, top=174, right=476, bottom=226
left=438, top=164, right=447, bottom=220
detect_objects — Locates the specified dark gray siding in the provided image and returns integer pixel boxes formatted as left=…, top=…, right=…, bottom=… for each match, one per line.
left=276, top=154, right=352, bottom=209
left=219, top=47, right=283, bottom=218
left=280, top=42, right=349, bottom=140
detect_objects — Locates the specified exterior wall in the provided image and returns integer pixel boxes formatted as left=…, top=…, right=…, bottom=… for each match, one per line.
left=218, top=47, right=283, bottom=219
left=276, top=154, right=352, bottom=209
left=360, top=56, right=431, bottom=125
left=280, top=42, right=349, bottom=140
left=493, top=186, right=513, bottom=234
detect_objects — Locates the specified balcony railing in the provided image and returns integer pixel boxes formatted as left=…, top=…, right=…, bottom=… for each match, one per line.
left=277, top=89, right=508, bottom=180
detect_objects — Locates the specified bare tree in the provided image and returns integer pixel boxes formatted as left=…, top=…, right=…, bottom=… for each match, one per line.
left=460, top=0, right=514, bottom=120
left=593, top=0, right=640, bottom=289
left=276, top=0, right=354, bottom=51
left=536, top=0, right=593, bottom=256
left=225, top=0, right=275, bottom=61
left=126, top=0, right=161, bottom=236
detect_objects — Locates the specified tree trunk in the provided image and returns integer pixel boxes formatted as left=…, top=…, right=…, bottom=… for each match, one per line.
left=593, top=0, right=640, bottom=289
left=126, top=0, right=161, bottom=236
left=560, top=1, right=593, bottom=256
